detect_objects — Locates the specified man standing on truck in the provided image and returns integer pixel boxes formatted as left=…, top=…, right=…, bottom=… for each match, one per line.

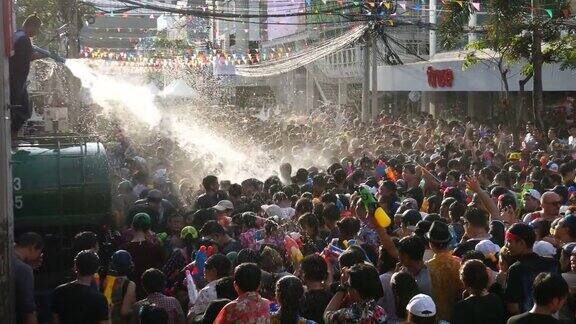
left=9, top=14, right=45, bottom=139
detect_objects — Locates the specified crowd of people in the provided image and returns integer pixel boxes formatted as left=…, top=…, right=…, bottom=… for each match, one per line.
left=14, top=108, right=576, bottom=324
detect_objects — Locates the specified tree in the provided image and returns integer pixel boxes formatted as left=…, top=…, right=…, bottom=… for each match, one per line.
left=438, top=0, right=575, bottom=128
left=14, top=0, right=95, bottom=57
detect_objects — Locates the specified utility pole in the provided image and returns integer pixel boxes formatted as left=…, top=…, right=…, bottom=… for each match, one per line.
left=468, top=3, right=477, bottom=43
left=361, top=33, right=370, bottom=122
left=531, top=0, right=544, bottom=128
left=371, top=35, right=378, bottom=120
left=67, top=0, right=80, bottom=58
left=0, top=0, right=14, bottom=321
left=429, top=0, right=436, bottom=57
left=212, top=0, right=217, bottom=47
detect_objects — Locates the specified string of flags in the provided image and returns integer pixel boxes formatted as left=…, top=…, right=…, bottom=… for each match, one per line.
left=79, top=45, right=298, bottom=67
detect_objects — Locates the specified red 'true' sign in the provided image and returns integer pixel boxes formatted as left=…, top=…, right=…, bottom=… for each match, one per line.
left=427, top=67, right=454, bottom=88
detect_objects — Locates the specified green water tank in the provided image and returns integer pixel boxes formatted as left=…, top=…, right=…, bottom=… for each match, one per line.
left=12, top=136, right=111, bottom=227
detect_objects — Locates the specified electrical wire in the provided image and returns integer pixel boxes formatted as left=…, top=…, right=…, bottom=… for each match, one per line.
left=235, top=23, right=368, bottom=77
left=88, top=0, right=359, bottom=18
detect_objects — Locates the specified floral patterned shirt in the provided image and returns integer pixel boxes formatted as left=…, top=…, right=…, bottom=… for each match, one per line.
left=426, top=251, right=463, bottom=321
left=324, top=300, right=386, bottom=324
left=215, top=292, right=270, bottom=324
left=358, top=223, right=380, bottom=248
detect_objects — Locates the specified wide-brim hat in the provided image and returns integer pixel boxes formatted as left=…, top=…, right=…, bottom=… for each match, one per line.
left=425, top=220, right=452, bottom=243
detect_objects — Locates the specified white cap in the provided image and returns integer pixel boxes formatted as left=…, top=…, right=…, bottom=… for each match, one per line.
left=261, top=204, right=283, bottom=218
left=213, top=200, right=234, bottom=211
left=406, top=294, right=436, bottom=318
left=475, top=239, right=500, bottom=257
left=533, top=240, right=556, bottom=258
left=524, top=189, right=542, bottom=201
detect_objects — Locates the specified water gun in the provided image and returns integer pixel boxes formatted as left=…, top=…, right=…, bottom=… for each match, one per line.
left=375, top=160, right=386, bottom=179
left=385, top=166, right=397, bottom=181
left=32, top=45, right=66, bottom=63
left=189, top=245, right=214, bottom=276
left=156, top=232, right=168, bottom=243
left=321, top=243, right=345, bottom=264
left=284, top=235, right=303, bottom=263
left=358, top=185, right=378, bottom=210
left=358, top=186, right=392, bottom=228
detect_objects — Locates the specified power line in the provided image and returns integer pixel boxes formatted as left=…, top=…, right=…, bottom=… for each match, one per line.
left=100, top=0, right=360, bottom=19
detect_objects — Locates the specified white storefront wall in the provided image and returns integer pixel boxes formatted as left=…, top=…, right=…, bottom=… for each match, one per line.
left=375, top=58, right=576, bottom=92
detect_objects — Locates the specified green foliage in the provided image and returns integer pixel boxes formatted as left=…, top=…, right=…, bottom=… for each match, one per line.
left=153, top=37, right=189, bottom=51
left=462, top=51, right=480, bottom=70
left=15, top=0, right=95, bottom=51
left=438, top=0, right=574, bottom=72
left=438, top=2, right=471, bottom=49
left=521, top=63, right=534, bottom=77
left=545, top=34, right=576, bottom=71
left=15, top=0, right=60, bottom=47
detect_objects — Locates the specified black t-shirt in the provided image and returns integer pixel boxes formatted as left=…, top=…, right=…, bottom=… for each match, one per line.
left=507, top=312, right=558, bottom=324
left=194, top=191, right=228, bottom=210
left=301, top=288, right=333, bottom=324
left=52, top=282, right=109, bottom=324
left=14, top=256, right=36, bottom=324
left=505, top=253, right=558, bottom=313
left=451, top=293, right=506, bottom=324
left=9, top=30, right=32, bottom=96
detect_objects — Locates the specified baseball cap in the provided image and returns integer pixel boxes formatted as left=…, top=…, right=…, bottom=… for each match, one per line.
left=533, top=240, right=556, bottom=258
left=213, top=200, right=234, bottom=212
left=475, top=239, right=500, bottom=257
left=180, top=226, right=198, bottom=240
left=524, top=189, right=542, bottom=201
left=548, top=162, right=559, bottom=173
left=406, top=294, right=436, bottom=317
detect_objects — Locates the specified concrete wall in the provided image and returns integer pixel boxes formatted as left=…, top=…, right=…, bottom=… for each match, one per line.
left=376, top=59, right=576, bottom=92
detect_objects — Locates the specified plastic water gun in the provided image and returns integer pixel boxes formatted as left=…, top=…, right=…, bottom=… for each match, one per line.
left=321, top=243, right=345, bottom=264
left=385, top=166, right=397, bottom=181
left=190, top=245, right=214, bottom=276
left=284, top=235, right=303, bottom=263
left=185, top=269, right=199, bottom=305
left=358, top=185, right=378, bottom=210
left=32, top=45, right=66, bottom=63
left=375, top=160, right=386, bottom=179
left=156, top=232, right=168, bottom=244
left=358, top=186, right=391, bottom=228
